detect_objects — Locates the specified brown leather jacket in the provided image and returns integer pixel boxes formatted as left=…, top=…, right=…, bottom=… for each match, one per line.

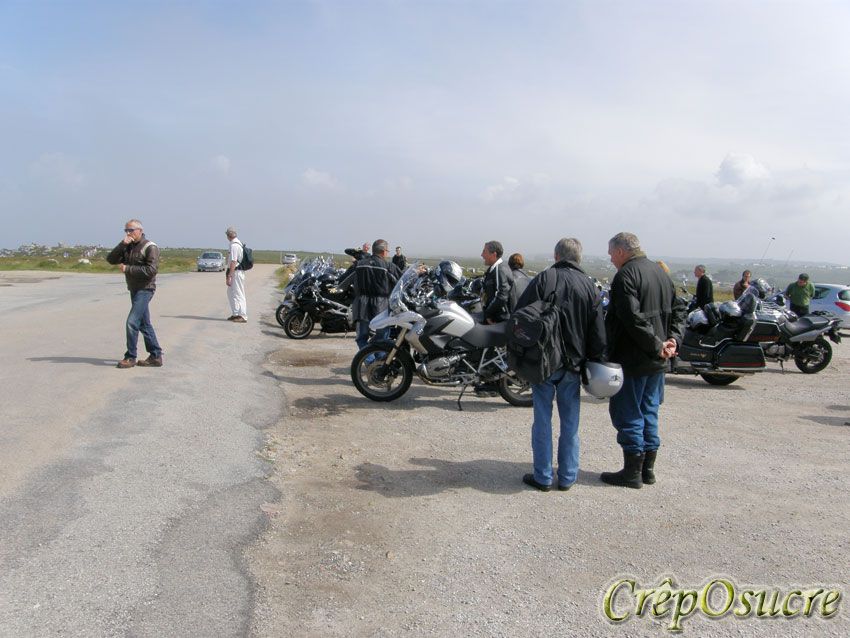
left=106, top=235, right=160, bottom=292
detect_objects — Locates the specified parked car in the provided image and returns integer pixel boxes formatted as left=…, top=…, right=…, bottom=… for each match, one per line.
left=196, top=251, right=226, bottom=272
left=808, top=284, right=850, bottom=329
left=282, top=253, right=298, bottom=265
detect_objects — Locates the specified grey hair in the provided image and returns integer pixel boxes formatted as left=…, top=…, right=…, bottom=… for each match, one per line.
left=226, top=226, right=237, bottom=238
left=608, top=232, right=641, bottom=253
left=554, top=238, right=582, bottom=263
left=695, top=264, right=706, bottom=273
left=126, top=218, right=143, bottom=230
left=372, top=239, right=389, bottom=255
left=484, top=240, right=503, bottom=258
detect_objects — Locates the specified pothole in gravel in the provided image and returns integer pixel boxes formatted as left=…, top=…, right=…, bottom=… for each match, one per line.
left=290, top=396, right=348, bottom=416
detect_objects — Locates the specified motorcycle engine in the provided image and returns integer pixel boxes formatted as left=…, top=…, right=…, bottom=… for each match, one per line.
left=418, top=355, right=463, bottom=378
left=764, top=344, right=786, bottom=357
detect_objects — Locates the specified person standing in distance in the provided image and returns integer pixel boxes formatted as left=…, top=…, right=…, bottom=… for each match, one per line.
left=784, top=273, right=815, bottom=317
left=515, top=238, right=607, bottom=492
left=692, top=264, right=714, bottom=310
left=225, top=226, right=247, bottom=323
left=480, top=240, right=515, bottom=324
left=106, top=219, right=163, bottom=368
left=733, top=270, right=752, bottom=299
left=602, top=232, right=687, bottom=488
left=392, top=246, right=407, bottom=271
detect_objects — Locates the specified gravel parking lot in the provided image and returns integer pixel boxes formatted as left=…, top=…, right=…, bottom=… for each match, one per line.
left=250, top=319, right=849, bottom=637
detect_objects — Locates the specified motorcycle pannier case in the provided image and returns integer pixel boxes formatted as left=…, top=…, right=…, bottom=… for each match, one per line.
left=715, top=343, right=766, bottom=370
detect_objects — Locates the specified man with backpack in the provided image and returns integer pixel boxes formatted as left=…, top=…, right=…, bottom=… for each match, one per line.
left=225, top=226, right=249, bottom=323
left=602, top=232, right=687, bottom=488
left=511, top=238, right=606, bottom=492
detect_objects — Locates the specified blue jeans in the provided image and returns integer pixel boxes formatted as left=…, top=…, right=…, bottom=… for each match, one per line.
left=608, top=371, right=664, bottom=455
left=125, top=289, right=162, bottom=360
left=531, top=369, right=581, bottom=487
left=355, top=320, right=389, bottom=350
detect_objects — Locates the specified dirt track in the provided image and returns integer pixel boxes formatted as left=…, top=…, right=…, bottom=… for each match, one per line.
left=250, top=318, right=849, bottom=637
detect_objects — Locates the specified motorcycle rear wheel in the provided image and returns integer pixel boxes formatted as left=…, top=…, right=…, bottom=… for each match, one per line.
left=794, top=337, right=832, bottom=374
left=351, top=343, right=414, bottom=402
left=275, top=303, right=289, bottom=327
left=283, top=311, right=315, bottom=339
left=498, top=374, right=533, bottom=407
left=699, top=373, right=740, bottom=386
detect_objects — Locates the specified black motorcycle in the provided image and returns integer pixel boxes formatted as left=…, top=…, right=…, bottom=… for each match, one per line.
left=282, top=277, right=354, bottom=339
left=742, top=291, right=842, bottom=374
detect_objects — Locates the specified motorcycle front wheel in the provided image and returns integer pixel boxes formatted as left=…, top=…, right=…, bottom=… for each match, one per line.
left=283, top=311, right=315, bottom=339
left=497, top=374, right=533, bottom=407
left=699, top=373, right=740, bottom=386
left=275, top=303, right=290, bottom=327
left=794, top=337, right=832, bottom=374
left=351, top=343, right=414, bottom=402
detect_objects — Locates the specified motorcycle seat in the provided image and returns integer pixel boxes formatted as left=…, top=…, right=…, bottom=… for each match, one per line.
left=463, top=322, right=508, bottom=348
left=782, top=315, right=830, bottom=336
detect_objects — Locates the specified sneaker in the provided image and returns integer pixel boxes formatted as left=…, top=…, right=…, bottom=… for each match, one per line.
left=137, top=355, right=163, bottom=367
left=116, top=358, right=136, bottom=369
left=232, top=316, right=247, bottom=323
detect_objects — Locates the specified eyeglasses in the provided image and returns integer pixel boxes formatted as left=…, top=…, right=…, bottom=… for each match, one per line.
left=124, top=228, right=140, bottom=233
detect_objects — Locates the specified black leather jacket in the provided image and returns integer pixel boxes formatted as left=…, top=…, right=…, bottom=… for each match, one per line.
left=339, top=254, right=401, bottom=322
left=606, top=254, right=687, bottom=376
left=482, top=260, right=514, bottom=323
left=514, top=261, right=607, bottom=373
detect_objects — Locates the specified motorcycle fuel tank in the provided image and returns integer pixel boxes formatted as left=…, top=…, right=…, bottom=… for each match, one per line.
left=434, top=300, right=475, bottom=337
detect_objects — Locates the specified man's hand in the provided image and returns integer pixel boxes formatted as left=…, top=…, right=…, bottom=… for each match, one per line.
left=660, top=338, right=677, bottom=359
left=119, top=264, right=127, bottom=273
left=122, top=234, right=134, bottom=245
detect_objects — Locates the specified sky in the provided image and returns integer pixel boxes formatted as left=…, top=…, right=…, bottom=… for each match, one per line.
left=1, top=0, right=849, bottom=264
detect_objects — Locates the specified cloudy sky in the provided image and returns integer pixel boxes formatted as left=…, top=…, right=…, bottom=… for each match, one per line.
left=1, top=0, right=848, bottom=264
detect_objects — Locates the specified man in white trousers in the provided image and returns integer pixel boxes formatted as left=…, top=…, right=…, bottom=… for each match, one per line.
left=225, top=226, right=247, bottom=323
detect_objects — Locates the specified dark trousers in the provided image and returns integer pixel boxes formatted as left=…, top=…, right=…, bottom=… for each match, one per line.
left=790, top=303, right=808, bottom=317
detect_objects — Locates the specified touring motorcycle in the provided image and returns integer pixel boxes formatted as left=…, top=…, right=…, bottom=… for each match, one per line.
left=276, top=257, right=354, bottom=338
left=350, top=264, right=532, bottom=409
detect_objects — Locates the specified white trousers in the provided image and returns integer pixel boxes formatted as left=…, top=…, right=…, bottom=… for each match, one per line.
left=227, top=270, right=247, bottom=318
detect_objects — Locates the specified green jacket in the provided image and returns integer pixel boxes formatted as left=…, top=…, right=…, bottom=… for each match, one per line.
left=785, top=281, right=815, bottom=307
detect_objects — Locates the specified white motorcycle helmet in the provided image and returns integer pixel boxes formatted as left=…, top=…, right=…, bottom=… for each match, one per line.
left=581, top=361, right=624, bottom=399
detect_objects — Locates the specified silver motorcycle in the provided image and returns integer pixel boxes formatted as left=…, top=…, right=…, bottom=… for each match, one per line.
left=350, top=264, right=532, bottom=410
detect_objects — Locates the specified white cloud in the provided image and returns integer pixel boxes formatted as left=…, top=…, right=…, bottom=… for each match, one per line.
left=481, top=176, right=521, bottom=202
left=29, top=153, right=86, bottom=190
left=301, top=168, right=338, bottom=189
left=210, top=154, right=231, bottom=174
left=715, top=153, right=771, bottom=186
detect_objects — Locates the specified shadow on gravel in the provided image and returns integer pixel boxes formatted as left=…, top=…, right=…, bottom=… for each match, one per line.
left=799, top=415, right=850, bottom=427
left=162, top=314, right=230, bottom=322
left=28, top=356, right=116, bottom=366
left=354, top=459, right=605, bottom=496
left=664, top=376, right=745, bottom=390
left=262, top=371, right=351, bottom=387
left=291, top=390, right=520, bottom=413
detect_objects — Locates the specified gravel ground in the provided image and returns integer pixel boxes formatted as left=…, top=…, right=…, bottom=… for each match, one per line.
left=249, top=321, right=849, bottom=637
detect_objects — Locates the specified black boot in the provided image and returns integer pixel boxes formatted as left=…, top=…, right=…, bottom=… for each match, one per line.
left=642, top=450, right=657, bottom=485
left=600, top=451, right=644, bottom=489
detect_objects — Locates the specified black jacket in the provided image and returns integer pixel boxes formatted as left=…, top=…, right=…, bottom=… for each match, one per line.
left=106, top=236, right=159, bottom=292
left=514, top=261, right=607, bottom=373
left=510, top=268, right=531, bottom=309
left=606, top=254, right=687, bottom=376
left=392, top=253, right=407, bottom=271
left=482, top=260, right=515, bottom=323
left=339, top=254, right=401, bottom=322
left=695, top=274, right=714, bottom=309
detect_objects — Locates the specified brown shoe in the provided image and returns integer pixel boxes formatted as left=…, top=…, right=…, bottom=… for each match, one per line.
left=137, top=355, right=163, bottom=367
left=232, top=316, right=247, bottom=323
left=227, top=315, right=238, bottom=321
left=116, top=358, right=136, bottom=369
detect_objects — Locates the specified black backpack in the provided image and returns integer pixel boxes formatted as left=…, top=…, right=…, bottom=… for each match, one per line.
left=506, top=270, right=565, bottom=385
left=237, top=242, right=254, bottom=271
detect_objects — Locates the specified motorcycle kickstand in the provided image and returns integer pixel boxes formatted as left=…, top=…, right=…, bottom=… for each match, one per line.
left=456, top=385, right=469, bottom=412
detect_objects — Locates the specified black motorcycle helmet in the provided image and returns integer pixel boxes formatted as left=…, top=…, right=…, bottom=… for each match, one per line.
left=435, top=260, right=464, bottom=295
left=750, top=278, right=770, bottom=299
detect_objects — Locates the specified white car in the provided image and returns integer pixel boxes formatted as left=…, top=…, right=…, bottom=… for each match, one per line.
left=196, top=251, right=226, bottom=272
left=281, top=253, right=298, bottom=265
left=808, top=284, right=850, bottom=329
